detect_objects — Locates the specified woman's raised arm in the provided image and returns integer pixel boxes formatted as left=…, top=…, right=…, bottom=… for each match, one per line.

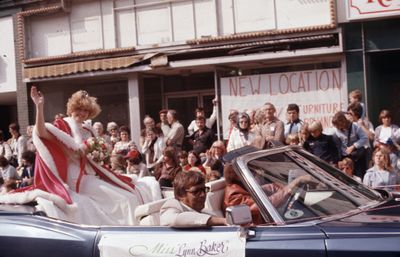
left=30, top=86, right=54, bottom=140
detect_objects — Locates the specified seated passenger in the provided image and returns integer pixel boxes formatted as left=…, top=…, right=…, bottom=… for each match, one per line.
left=223, top=164, right=265, bottom=224
left=223, top=164, right=311, bottom=225
left=160, top=170, right=226, bottom=227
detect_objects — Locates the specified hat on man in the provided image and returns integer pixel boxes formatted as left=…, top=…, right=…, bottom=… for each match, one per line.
left=159, top=109, right=168, bottom=115
left=124, top=149, right=142, bottom=164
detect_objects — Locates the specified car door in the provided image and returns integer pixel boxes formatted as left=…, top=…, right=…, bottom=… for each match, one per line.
left=246, top=224, right=327, bottom=257
left=320, top=220, right=400, bottom=257
left=95, top=224, right=326, bottom=257
left=0, top=214, right=98, bottom=257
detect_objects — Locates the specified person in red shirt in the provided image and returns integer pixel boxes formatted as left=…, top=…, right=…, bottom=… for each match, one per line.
left=183, top=150, right=207, bottom=175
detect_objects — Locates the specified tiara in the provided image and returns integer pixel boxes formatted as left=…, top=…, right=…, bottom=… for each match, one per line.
left=81, top=90, right=89, bottom=98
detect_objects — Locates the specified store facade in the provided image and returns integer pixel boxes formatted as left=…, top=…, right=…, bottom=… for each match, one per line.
left=338, top=0, right=400, bottom=126
left=4, top=0, right=348, bottom=144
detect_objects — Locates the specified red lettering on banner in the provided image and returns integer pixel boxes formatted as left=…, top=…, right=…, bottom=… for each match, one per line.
left=268, top=75, right=277, bottom=96
left=289, top=73, right=297, bottom=93
left=332, top=69, right=341, bottom=89
left=367, top=0, right=393, bottom=8
left=298, top=73, right=306, bottom=92
left=302, top=103, right=345, bottom=115
left=279, top=74, right=289, bottom=94
left=229, top=78, right=238, bottom=96
left=304, top=71, right=312, bottom=91
left=249, top=76, right=261, bottom=95
left=318, top=71, right=330, bottom=91
left=304, top=116, right=334, bottom=129
left=226, top=69, right=341, bottom=97
left=238, top=77, right=247, bottom=96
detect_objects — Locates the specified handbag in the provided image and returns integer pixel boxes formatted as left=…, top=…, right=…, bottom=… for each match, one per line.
left=8, top=156, right=19, bottom=167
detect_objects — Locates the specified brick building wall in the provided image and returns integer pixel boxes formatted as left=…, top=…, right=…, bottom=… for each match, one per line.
left=13, top=13, right=29, bottom=136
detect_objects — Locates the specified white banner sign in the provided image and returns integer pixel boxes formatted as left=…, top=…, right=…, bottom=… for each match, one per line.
left=99, top=231, right=246, bottom=257
left=220, top=68, right=347, bottom=138
left=347, top=0, right=400, bottom=20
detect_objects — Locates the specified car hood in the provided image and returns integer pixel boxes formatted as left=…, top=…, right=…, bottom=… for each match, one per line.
left=318, top=196, right=400, bottom=235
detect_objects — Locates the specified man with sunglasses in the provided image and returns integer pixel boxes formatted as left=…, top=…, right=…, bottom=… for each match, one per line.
left=160, top=170, right=227, bottom=227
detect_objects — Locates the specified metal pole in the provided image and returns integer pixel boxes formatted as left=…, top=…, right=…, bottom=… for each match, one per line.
left=214, top=68, right=221, bottom=140
left=361, top=22, right=369, bottom=117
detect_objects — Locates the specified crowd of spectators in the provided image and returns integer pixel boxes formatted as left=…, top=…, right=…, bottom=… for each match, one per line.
left=1, top=89, right=400, bottom=204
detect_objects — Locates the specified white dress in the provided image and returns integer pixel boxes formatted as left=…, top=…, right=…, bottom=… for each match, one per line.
left=0, top=117, right=161, bottom=225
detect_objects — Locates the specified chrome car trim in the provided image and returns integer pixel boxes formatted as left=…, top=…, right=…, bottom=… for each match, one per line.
left=232, top=145, right=388, bottom=226
left=234, top=159, right=284, bottom=224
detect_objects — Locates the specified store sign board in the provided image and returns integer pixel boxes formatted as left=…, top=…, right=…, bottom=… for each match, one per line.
left=220, top=68, right=347, bottom=139
left=347, top=0, right=400, bottom=20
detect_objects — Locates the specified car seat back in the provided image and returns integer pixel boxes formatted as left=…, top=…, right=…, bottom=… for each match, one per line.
left=202, top=178, right=226, bottom=217
left=134, top=197, right=172, bottom=226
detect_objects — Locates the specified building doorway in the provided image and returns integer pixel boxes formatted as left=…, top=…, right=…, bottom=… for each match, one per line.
left=367, top=51, right=400, bottom=126
left=165, top=90, right=215, bottom=134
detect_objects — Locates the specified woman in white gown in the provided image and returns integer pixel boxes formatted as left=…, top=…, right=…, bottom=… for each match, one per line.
left=0, top=87, right=160, bottom=225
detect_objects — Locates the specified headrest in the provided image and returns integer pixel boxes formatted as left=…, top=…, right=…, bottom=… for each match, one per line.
left=205, top=178, right=226, bottom=191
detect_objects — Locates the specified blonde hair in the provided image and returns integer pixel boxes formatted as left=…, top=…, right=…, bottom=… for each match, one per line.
left=285, top=133, right=300, bottom=145
left=210, top=140, right=226, bottom=156
left=308, top=121, right=323, bottom=132
left=340, top=157, right=354, bottom=170
left=66, top=90, right=101, bottom=119
left=110, top=154, right=126, bottom=172
left=253, top=108, right=266, bottom=125
left=349, top=89, right=362, bottom=101
left=373, top=148, right=393, bottom=171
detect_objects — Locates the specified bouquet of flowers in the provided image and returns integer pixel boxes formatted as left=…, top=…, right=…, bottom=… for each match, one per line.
left=84, top=137, right=110, bottom=166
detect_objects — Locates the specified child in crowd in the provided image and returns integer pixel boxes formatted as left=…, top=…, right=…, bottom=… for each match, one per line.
left=19, top=150, right=36, bottom=188
left=299, top=123, right=310, bottom=146
left=110, top=154, right=126, bottom=175
left=338, top=158, right=361, bottom=182
left=349, top=89, right=365, bottom=119
left=285, top=133, right=300, bottom=146
left=303, top=121, right=340, bottom=164
left=125, top=149, right=150, bottom=178
left=177, top=151, right=188, bottom=168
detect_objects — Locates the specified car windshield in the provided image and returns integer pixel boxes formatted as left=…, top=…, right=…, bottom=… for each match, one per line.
left=246, top=149, right=383, bottom=224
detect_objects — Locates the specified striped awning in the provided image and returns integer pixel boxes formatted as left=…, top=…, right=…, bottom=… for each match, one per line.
left=24, top=54, right=145, bottom=80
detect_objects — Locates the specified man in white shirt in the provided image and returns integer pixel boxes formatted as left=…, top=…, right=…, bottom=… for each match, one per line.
left=160, top=170, right=226, bottom=227
left=165, top=109, right=185, bottom=154
left=187, top=98, right=218, bottom=136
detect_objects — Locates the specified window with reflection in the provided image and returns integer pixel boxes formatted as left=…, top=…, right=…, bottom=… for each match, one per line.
left=246, top=150, right=381, bottom=223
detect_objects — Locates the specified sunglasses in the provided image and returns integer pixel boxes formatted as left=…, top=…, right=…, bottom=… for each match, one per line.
left=185, top=186, right=209, bottom=196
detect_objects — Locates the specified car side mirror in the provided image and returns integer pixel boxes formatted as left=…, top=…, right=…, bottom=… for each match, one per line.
left=225, top=204, right=252, bottom=225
